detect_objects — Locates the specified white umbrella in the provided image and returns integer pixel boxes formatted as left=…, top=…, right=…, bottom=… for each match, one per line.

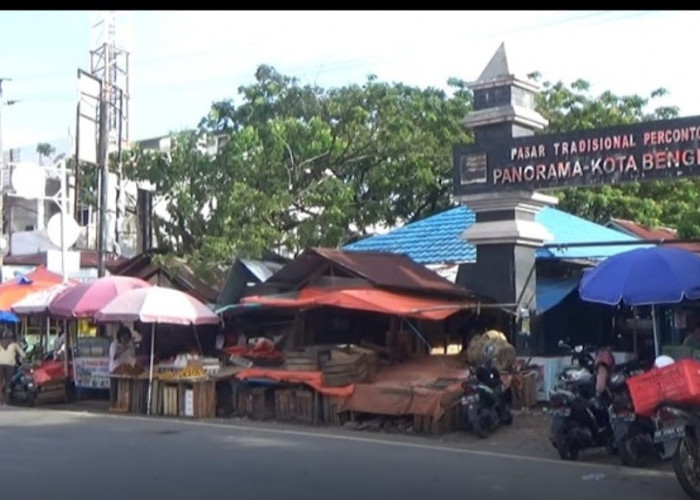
left=94, top=286, right=221, bottom=415
left=11, top=282, right=76, bottom=315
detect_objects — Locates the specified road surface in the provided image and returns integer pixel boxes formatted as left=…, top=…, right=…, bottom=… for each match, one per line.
left=0, top=407, right=688, bottom=500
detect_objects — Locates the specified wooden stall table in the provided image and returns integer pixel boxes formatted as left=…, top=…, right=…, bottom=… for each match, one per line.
left=109, top=374, right=150, bottom=414
left=176, top=377, right=216, bottom=419
left=153, top=376, right=217, bottom=419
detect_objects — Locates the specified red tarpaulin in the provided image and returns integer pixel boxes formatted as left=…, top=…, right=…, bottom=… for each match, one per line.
left=240, top=287, right=473, bottom=320
left=234, top=368, right=355, bottom=397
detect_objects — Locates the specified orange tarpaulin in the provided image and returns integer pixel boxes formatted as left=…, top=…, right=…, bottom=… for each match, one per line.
left=241, top=287, right=473, bottom=320
left=0, top=266, right=65, bottom=310
left=235, top=368, right=355, bottom=397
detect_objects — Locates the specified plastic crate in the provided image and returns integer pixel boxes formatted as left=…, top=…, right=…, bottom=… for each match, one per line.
left=627, top=359, right=700, bottom=416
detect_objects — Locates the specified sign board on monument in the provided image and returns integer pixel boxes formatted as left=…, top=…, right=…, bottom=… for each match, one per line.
left=454, top=115, right=700, bottom=196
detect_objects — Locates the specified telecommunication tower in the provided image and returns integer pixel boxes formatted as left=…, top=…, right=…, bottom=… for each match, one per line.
left=89, top=10, right=130, bottom=152
left=85, top=11, right=136, bottom=257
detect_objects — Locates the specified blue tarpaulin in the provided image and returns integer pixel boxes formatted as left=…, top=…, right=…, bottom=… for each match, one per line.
left=537, top=277, right=580, bottom=314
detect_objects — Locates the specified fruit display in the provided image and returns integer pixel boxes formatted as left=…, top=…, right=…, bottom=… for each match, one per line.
left=156, top=365, right=207, bottom=380
left=158, top=370, right=180, bottom=381
left=112, top=364, right=146, bottom=376
left=178, top=365, right=207, bottom=379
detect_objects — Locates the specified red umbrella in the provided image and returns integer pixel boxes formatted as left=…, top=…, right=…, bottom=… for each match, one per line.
left=48, top=276, right=152, bottom=319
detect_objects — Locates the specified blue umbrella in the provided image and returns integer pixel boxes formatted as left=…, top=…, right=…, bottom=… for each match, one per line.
left=0, top=310, right=20, bottom=323
left=579, top=246, right=700, bottom=356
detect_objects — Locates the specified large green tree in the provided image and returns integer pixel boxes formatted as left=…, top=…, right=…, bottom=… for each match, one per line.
left=124, top=65, right=473, bottom=265
left=125, top=64, right=695, bottom=273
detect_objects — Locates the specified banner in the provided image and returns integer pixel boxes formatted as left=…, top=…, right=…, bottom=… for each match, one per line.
left=73, top=357, right=110, bottom=389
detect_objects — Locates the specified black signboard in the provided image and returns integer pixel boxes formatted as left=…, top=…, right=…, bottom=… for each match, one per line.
left=454, top=115, right=700, bottom=195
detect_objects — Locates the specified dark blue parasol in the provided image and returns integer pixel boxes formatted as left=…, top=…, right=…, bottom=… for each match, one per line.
left=579, top=246, right=700, bottom=356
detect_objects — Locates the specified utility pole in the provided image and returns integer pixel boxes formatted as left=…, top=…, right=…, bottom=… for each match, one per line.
left=96, top=97, right=109, bottom=277
left=0, top=77, right=17, bottom=280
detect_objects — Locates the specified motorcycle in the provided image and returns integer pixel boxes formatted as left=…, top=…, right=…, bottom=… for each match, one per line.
left=645, top=355, right=700, bottom=499
left=607, top=360, right=671, bottom=467
left=460, top=344, right=513, bottom=438
left=8, top=341, right=40, bottom=407
left=548, top=341, right=616, bottom=461
left=667, top=406, right=700, bottom=499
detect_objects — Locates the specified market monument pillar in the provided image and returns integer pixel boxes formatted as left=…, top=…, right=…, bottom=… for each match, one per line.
left=454, top=43, right=555, bottom=318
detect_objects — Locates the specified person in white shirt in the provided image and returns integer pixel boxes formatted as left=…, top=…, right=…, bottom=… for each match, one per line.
left=109, top=326, right=136, bottom=408
left=0, top=330, right=25, bottom=405
left=109, top=326, right=136, bottom=373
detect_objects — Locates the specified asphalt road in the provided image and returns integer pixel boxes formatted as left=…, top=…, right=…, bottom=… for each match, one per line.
left=0, top=407, right=689, bottom=500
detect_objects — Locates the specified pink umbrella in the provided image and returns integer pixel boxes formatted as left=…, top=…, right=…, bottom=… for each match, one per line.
left=94, top=286, right=220, bottom=415
left=49, top=276, right=152, bottom=319
left=94, top=286, right=220, bottom=325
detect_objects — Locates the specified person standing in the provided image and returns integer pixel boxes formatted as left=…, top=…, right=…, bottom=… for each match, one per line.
left=0, top=330, right=26, bottom=405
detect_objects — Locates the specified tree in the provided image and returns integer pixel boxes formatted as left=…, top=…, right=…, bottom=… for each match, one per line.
left=530, top=73, right=695, bottom=234
left=36, top=142, right=56, bottom=166
left=125, top=65, right=473, bottom=266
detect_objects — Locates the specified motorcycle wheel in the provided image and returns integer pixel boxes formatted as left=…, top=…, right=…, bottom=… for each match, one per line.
left=500, top=405, right=513, bottom=426
left=553, top=427, right=579, bottom=461
left=472, top=411, right=492, bottom=439
left=620, top=432, right=649, bottom=468
left=556, top=441, right=579, bottom=461
left=673, top=433, right=700, bottom=499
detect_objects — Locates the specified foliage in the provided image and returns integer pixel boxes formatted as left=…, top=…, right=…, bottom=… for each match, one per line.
left=125, top=64, right=696, bottom=275
left=530, top=72, right=693, bottom=234
left=124, top=65, right=473, bottom=267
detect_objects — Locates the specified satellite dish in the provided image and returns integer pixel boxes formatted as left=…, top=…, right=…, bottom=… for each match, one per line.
left=10, top=163, right=46, bottom=199
left=46, top=213, right=81, bottom=249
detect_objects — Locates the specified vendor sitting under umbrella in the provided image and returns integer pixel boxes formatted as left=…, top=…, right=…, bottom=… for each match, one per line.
left=109, top=326, right=136, bottom=406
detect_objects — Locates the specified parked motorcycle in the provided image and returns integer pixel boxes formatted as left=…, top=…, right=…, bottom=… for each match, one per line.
left=548, top=341, right=616, bottom=461
left=8, top=341, right=39, bottom=407
left=607, top=360, right=671, bottom=467
left=460, top=344, right=512, bottom=438
left=640, top=356, right=700, bottom=499
left=667, top=406, right=700, bottom=499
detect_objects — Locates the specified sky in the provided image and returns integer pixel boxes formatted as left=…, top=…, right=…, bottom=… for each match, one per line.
left=0, top=10, right=697, bottom=158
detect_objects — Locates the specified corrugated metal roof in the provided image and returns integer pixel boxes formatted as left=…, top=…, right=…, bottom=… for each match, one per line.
left=607, top=218, right=700, bottom=254
left=344, top=206, right=649, bottom=264
left=239, top=258, right=284, bottom=283
left=266, top=247, right=474, bottom=299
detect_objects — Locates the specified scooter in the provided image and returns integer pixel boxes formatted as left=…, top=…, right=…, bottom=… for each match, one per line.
left=548, top=341, right=616, bottom=460
left=8, top=341, right=40, bottom=407
left=639, top=355, right=700, bottom=499
left=607, top=361, right=670, bottom=467
left=460, top=344, right=513, bottom=438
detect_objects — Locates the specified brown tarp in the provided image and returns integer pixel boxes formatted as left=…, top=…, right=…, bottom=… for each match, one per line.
left=335, top=356, right=470, bottom=420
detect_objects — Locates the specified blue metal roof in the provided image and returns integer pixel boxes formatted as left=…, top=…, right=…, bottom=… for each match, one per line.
left=344, top=206, right=650, bottom=264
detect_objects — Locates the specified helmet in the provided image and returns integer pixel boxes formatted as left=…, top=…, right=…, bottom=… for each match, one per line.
left=654, top=355, right=675, bottom=369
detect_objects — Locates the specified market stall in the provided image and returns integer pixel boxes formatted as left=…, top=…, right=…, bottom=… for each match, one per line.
left=48, top=275, right=152, bottom=398
left=94, top=285, right=221, bottom=418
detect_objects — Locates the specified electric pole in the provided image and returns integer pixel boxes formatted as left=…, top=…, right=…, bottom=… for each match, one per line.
left=97, top=97, right=109, bottom=277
